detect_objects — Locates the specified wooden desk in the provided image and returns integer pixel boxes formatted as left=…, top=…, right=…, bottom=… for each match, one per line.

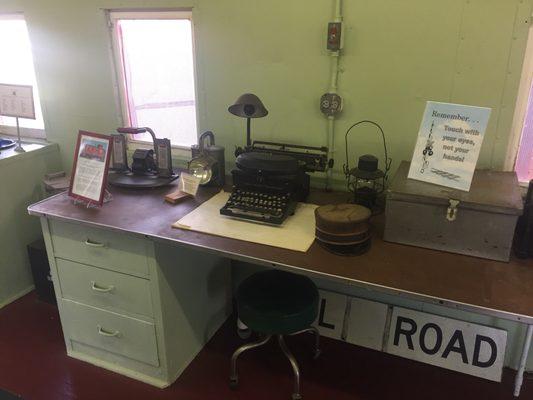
left=28, top=184, right=533, bottom=396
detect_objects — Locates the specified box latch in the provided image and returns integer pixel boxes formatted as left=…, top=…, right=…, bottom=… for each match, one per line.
left=446, top=199, right=460, bottom=222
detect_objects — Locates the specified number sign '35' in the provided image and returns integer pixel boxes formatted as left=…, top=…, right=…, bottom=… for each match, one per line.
left=385, top=307, right=507, bottom=382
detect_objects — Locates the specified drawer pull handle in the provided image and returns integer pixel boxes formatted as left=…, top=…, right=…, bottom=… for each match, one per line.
left=97, top=325, right=121, bottom=338
left=85, top=239, right=105, bottom=248
left=91, top=281, right=115, bottom=293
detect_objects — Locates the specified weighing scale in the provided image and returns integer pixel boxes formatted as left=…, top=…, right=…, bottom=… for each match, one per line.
left=107, top=127, right=179, bottom=189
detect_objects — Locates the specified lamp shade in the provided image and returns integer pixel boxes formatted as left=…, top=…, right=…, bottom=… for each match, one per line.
left=228, top=93, right=268, bottom=118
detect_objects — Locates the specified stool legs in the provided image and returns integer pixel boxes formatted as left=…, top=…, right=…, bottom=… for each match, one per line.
left=237, top=318, right=251, bottom=339
left=278, top=335, right=302, bottom=400
left=290, top=327, right=321, bottom=359
left=230, top=329, right=321, bottom=399
left=230, top=334, right=272, bottom=388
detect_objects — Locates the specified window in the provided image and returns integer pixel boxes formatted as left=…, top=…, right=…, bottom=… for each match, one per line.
left=515, top=82, right=533, bottom=182
left=0, top=14, right=45, bottom=138
left=509, top=24, right=533, bottom=183
left=109, top=10, right=198, bottom=147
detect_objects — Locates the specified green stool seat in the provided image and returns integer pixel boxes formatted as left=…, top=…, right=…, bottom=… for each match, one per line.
left=237, top=269, right=319, bottom=335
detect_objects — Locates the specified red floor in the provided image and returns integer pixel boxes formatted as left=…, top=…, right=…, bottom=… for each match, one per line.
left=0, top=292, right=531, bottom=400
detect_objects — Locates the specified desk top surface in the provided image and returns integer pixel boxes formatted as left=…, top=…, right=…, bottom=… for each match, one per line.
left=28, top=182, right=533, bottom=324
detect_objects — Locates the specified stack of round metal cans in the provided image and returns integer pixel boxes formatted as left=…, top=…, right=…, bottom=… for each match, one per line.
left=314, top=203, right=372, bottom=256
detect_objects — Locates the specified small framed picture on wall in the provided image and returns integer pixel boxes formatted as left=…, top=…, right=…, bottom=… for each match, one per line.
left=68, top=130, right=113, bottom=206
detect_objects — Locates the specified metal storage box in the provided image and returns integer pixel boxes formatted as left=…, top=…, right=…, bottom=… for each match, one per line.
left=384, top=161, right=523, bottom=261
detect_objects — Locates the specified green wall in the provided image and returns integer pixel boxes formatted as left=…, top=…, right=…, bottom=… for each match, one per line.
left=0, top=145, right=61, bottom=306
left=1, top=0, right=531, bottom=181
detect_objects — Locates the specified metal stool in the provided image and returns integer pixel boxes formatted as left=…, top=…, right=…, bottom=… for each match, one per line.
left=230, top=269, right=321, bottom=400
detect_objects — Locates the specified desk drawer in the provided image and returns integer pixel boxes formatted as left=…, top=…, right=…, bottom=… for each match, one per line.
left=50, top=220, right=150, bottom=277
left=61, top=299, right=159, bottom=367
left=57, top=259, right=153, bottom=318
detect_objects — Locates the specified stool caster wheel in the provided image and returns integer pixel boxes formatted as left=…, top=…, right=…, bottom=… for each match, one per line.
left=291, top=393, right=302, bottom=400
left=313, top=348, right=321, bottom=360
left=237, top=327, right=251, bottom=339
left=229, top=376, right=239, bottom=389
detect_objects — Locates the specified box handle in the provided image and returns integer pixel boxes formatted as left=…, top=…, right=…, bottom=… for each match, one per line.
left=446, top=199, right=460, bottom=222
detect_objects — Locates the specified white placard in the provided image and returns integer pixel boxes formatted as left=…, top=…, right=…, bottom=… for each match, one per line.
left=178, top=172, right=201, bottom=196
left=385, top=307, right=507, bottom=382
left=345, top=298, right=389, bottom=351
left=0, top=83, right=35, bottom=119
left=312, top=290, right=348, bottom=339
left=408, top=101, right=491, bottom=191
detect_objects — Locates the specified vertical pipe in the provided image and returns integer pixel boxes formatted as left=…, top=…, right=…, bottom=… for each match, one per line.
left=326, top=116, right=335, bottom=190
left=514, top=324, right=533, bottom=397
left=325, top=0, right=343, bottom=190
left=334, top=0, right=342, bottom=20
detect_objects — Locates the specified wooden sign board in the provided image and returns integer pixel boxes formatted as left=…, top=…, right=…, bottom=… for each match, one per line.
left=0, top=83, right=36, bottom=119
left=385, top=307, right=507, bottom=382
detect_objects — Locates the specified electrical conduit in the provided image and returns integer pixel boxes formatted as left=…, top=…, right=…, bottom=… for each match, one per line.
left=325, top=0, right=343, bottom=190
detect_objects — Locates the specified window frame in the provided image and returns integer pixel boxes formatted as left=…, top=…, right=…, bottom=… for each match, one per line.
left=0, top=12, right=46, bottom=140
left=106, top=9, right=199, bottom=151
left=506, top=24, right=533, bottom=185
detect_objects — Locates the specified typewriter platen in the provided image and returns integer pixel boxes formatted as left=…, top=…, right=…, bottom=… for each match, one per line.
left=220, top=142, right=328, bottom=225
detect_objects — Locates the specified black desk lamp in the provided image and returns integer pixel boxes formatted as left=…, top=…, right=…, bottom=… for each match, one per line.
left=228, top=93, right=268, bottom=148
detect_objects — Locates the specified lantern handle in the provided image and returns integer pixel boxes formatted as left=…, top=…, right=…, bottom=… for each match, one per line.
left=343, top=120, right=392, bottom=178
left=198, top=131, right=215, bottom=154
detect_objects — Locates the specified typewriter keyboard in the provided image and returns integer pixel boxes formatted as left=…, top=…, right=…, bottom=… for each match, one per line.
left=220, top=188, right=295, bottom=225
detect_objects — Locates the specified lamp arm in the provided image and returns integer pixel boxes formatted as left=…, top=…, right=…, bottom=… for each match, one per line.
left=343, top=120, right=391, bottom=177
left=246, top=118, right=251, bottom=147
left=144, top=127, right=157, bottom=144
left=139, top=127, right=159, bottom=168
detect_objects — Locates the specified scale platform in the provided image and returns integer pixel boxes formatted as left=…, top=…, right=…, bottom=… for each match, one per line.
left=108, top=171, right=179, bottom=188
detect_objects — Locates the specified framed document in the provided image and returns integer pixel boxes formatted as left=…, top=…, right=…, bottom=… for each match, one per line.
left=0, top=83, right=36, bottom=119
left=68, top=131, right=113, bottom=206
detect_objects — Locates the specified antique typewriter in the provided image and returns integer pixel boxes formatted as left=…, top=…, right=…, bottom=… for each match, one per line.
left=220, top=142, right=328, bottom=225
left=220, top=152, right=306, bottom=224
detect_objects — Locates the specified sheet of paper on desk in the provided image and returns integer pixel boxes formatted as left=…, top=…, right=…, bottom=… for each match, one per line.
left=173, top=191, right=318, bottom=252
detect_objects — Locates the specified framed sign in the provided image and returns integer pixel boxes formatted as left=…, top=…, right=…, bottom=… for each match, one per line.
left=408, top=101, right=491, bottom=191
left=68, top=131, right=113, bottom=206
left=0, top=83, right=36, bottom=119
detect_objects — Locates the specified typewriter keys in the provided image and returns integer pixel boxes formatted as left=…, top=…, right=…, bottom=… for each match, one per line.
left=220, top=188, right=295, bottom=224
